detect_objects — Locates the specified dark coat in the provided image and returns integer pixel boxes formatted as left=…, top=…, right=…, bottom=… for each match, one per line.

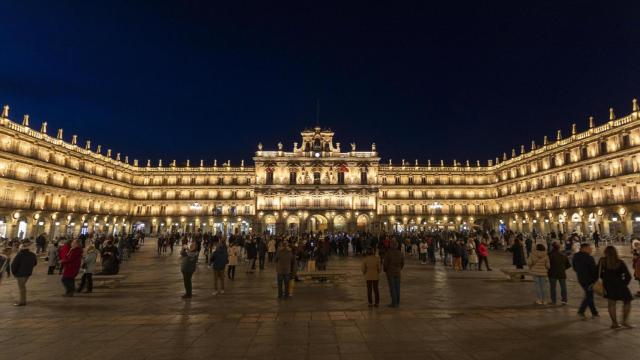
left=599, top=259, right=633, bottom=301
left=211, top=246, right=229, bottom=271
left=548, top=250, right=570, bottom=279
left=572, top=251, right=597, bottom=287
left=11, top=249, right=37, bottom=277
left=275, top=249, right=294, bottom=275
left=246, top=242, right=257, bottom=259
left=60, top=247, right=83, bottom=278
left=511, top=243, right=526, bottom=267
left=180, top=249, right=198, bottom=273
left=383, top=248, right=404, bottom=277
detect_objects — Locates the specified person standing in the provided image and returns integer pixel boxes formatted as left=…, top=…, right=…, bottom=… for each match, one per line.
left=257, top=238, right=267, bottom=270
left=361, top=248, right=380, bottom=307
left=511, top=238, right=527, bottom=270
left=180, top=242, right=198, bottom=299
left=210, top=241, right=228, bottom=295
left=528, top=243, right=550, bottom=305
left=77, top=244, right=98, bottom=293
left=467, top=239, right=478, bottom=271
left=631, top=239, right=640, bottom=297
left=477, top=240, right=492, bottom=271
left=267, top=238, right=276, bottom=263
left=227, top=241, right=239, bottom=280
left=245, top=239, right=257, bottom=273
left=46, top=242, right=59, bottom=275
left=572, top=243, right=599, bottom=320
left=548, top=242, right=570, bottom=305
left=598, top=246, right=634, bottom=329
left=0, top=247, right=12, bottom=285
left=275, top=243, right=294, bottom=299
left=383, top=240, right=404, bottom=308
left=10, top=240, right=37, bottom=306
left=60, top=239, right=82, bottom=297
left=593, top=231, right=600, bottom=248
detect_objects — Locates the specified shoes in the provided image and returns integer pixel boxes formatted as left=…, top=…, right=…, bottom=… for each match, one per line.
left=577, top=313, right=587, bottom=321
left=561, top=301, right=567, bottom=306
left=592, top=313, right=600, bottom=318
left=621, top=323, right=635, bottom=329
left=611, top=323, right=622, bottom=329
left=220, top=290, right=225, bottom=295
left=13, top=303, right=26, bottom=307
left=181, top=294, right=192, bottom=299
left=211, top=291, right=218, bottom=295
left=368, top=304, right=374, bottom=307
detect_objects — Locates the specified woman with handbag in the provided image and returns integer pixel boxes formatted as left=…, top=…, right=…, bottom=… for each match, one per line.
left=598, top=246, right=633, bottom=329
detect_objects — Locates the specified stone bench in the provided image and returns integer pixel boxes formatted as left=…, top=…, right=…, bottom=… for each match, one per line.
left=500, top=268, right=531, bottom=281
left=76, top=274, right=128, bottom=288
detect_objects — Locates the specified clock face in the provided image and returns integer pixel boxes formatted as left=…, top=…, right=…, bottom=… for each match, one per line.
left=314, top=152, right=320, bottom=158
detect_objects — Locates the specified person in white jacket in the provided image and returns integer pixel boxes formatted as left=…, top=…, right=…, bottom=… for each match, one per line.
left=227, top=242, right=240, bottom=280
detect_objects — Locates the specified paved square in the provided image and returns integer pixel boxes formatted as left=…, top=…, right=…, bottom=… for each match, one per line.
left=1, top=241, right=638, bottom=360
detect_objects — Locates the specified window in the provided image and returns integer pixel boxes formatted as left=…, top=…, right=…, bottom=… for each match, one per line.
left=337, top=172, right=345, bottom=185
left=360, top=171, right=367, bottom=185
left=395, top=204, right=401, bottom=214
left=244, top=205, right=251, bottom=215
left=266, top=171, right=274, bottom=185
left=421, top=177, right=426, bottom=184
left=313, top=172, right=321, bottom=184
left=408, top=177, right=414, bottom=185
left=395, top=176, right=400, bottom=185
left=289, top=172, right=297, bottom=185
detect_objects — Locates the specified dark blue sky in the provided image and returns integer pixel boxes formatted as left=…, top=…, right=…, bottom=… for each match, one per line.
left=1, top=1, right=639, bottom=165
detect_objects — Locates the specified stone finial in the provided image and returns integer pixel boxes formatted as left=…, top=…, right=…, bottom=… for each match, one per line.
left=146, top=159, right=151, bottom=167
left=427, top=159, right=431, bottom=167
left=633, top=98, right=639, bottom=112
left=133, top=159, right=138, bottom=167
left=453, top=159, right=457, bottom=167
left=106, top=149, right=112, bottom=157
left=511, top=149, right=516, bottom=158
left=22, top=114, right=29, bottom=126
left=350, top=143, right=356, bottom=151
left=520, top=145, right=525, bottom=154
left=476, top=160, right=480, bottom=167
left=571, top=123, right=576, bottom=135
left=440, top=159, right=444, bottom=167
left=171, top=160, right=176, bottom=167
left=372, top=143, right=376, bottom=151
left=116, top=153, right=121, bottom=161
left=465, top=160, right=470, bottom=167
left=226, top=160, right=230, bottom=166
left=71, top=135, right=77, bottom=145
left=277, top=142, right=283, bottom=151
left=85, top=140, right=91, bottom=150
left=415, top=159, right=418, bottom=166
left=401, top=159, right=405, bottom=166
left=531, top=140, right=536, bottom=150
left=199, top=159, right=204, bottom=167
left=388, top=159, right=392, bottom=165
left=241, top=159, right=245, bottom=167
left=495, top=157, right=499, bottom=165
left=214, top=159, right=218, bottom=167
left=40, top=122, right=47, bottom=134
left=158, top=159, right=163, bottom=167
left=556, top=130, right=562, bottom=141
left=1, top=105, right=8, bottom=118
left=293, top=142, right=298, bottom=151
left=56, top=128, right=63, bottom=139
left=257, top=142, right=263, bottom=150
left=609, top=107, right=615, bottom=120
left=543, top=135, right=548, bottom=145
left=502, top=152, right=507, bottom=161
left=96, top=145, right=102, bottom=154
left=489, top=159, right=494, bottom=166
left=186, top=159, right=190, bottom=167
left=589, top=116, right=594, bottom=128
left=124, top=155, right=129, bottom=164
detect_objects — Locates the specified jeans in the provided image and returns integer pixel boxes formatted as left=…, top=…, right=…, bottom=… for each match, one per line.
left=387, top=275, right=401, bottom=307
left=259, top=256, right=266, bottom=270
left=227, top=265, right=236, bottom=279
left=78, top=273, right=93, bottom=292
left=532, top=276, right=547, bottom=301
left=478, top=256, right=491, bottom=270
left=182, top=271, right=193, bottom=296
left=277, top=274, right=290, bottom=298
left=366, top=280, right=379, bottom=305
left=214, top=270, right=225, bottom=291
left=62, top=277, right=75, bottom=295
left=578, top=284, right=598, bottom=315
left=16, top=276, right=28, bottom=304
left=549, top=277, right=567, bottom=304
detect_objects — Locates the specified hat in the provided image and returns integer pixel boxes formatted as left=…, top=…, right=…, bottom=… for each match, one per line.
left=632, top=239, right=640, bottom=248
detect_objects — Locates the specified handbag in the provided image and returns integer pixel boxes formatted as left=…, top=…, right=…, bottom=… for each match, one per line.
left=593, top=261, right=605, bottom=297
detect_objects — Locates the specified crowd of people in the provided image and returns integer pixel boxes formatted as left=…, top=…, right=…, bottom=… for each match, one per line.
left=1, top=227, right=639, bottom=330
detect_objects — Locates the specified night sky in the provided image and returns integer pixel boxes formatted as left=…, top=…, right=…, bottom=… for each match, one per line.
left=1, top=1, right=639, bottom=166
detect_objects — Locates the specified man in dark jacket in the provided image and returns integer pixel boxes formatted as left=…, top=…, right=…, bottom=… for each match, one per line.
left=10, top=240, right=37, bottom=306
left=572, top=243, right=599, bottom=319
left=383, top=240, right=404, bottom=308
left=245, top=239, right=257, bottom=273
left=275, top=243, right=294, bottom=299
left=548, top=242, right=570, bottom=305
left=180, top=242, right=199, bottom=299
left=210, top=241, right=228, bottom=295
left=256, top=238, right=267, bottom=270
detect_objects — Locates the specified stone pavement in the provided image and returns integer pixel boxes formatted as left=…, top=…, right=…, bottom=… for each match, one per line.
left=0, top=241, right=638, bottom=360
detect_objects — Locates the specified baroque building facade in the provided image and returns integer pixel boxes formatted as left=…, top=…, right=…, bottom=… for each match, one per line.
left=1, top=100, right=639, bottom=240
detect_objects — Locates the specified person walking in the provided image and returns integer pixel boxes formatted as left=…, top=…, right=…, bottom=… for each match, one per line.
left=572, top=243, right=599, bottom=320
left=76, top=244, right=98, bottom=293
left=598, top=246, right=634, bottom=329
left=10, top=240, right=37, bottom=306
left=227, top=241, right=239, bottom=280
left=60, top=239, right=82, bottom=297
left=477, top=240, right=492, bottom=271
left=180, top=242, right=198, bottom=299
left=528, top=243, right=550, bottom=305
left=245, top=239, right=257, bottom=273
left=361, top=248, right=380, bottom=307
left=46, top=242, right=59, bottom=275
left=548, top=241, right=570, bottom=305
left=383, top=240, right=404, bottom=308
left=210, top=241, right=228, bottom=295
left=275, top=243, right=294, bottom=299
